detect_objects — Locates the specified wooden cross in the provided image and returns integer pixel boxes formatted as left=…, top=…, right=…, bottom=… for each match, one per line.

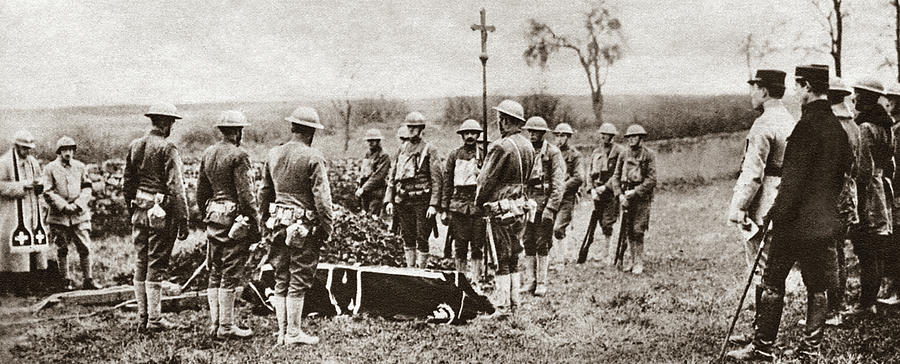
left=470, top=8, right=495, bottom=61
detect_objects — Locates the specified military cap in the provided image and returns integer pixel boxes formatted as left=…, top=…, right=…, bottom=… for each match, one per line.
left=795, top=64, right=829, bottom=85
left=457, top=119, right=483, bottom=134
left=492, top=99, right=525, bottom=122
left=363, top=128, right=384, bottom=140
left=523, top=116, right=550, bottom=132
left=12, top=130, right=36, bottom=149
left=144, top=102, right=182, bottom=119
left=553, top=123, right=575, bottom=135
left=854, top=77, right=885, bottom=95
left=56, top=136, right=76, bottom=153
left=216, top=110, right=250, bottom=128
left=285, top=106, right=324, bottom=129
left=747, top=69, right=786, bottom=89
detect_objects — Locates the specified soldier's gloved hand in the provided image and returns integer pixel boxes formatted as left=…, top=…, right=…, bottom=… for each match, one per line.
left=32, top=182, right=44, bottom=195
left=441, top=212, right=450, bottom=225
left=426, top=206, right=437, bottom=219
left=554, top=228, right=566, bottom=240
left=355, top=187, right=364, bottom=198
left=728, top=208, right=749, bottom=225
left=618, top=194, right=629, bottom=208
left=63, top=203, right=79, bottom=213
left=177, top=221, right=189, bottom=240
left=541, top=208, right=555, bottom=222
left=385, top=203, right=394, bottom=216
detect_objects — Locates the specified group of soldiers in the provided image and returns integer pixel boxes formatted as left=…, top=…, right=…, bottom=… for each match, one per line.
left=725, top=65, right=900, bottom=361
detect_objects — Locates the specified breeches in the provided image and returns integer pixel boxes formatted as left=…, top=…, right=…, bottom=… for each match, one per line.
left=206, top=225, right=249, bottom=289
left=49, top=224, right=92, bottom=279
left=132, top=219, right=177, bottom=282
left=269, top=229, right=322, bottom=297
left=450, top=212, right=484, bottom=260
left=398, top=202, right=430, bottom=253
left=761, top=232, right=839, bottom=294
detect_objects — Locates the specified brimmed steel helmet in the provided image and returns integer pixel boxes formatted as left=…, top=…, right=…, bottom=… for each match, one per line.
left=624, top=124, right=648, bottom=137
left=523, top=116, right=550, bottom=132
left=144, top=102, right=182, bottom=119
left=553, top=123, right=574, bottom=135
left=363, top=128, right=384, bottom=140
left=457, top=119, right=483, bottom=134
left=598, top=123, right=618, bottom=135
left=492, top=99, right=525, bottom=122
left=405, top=112, right=426, bottom=127
left=13, top=130, right=36, bottom=149
left=56, top=136, right=76, bottom=153
left=216, top=110, right=250, bottom=128
left=397, top=125, right=410, bottom=139
left=285, top=106, right=324, bottom=129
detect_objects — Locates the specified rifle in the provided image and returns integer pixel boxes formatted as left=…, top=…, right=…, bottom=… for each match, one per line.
left=443, top=218, right=454, bottom=259
left=483, top=217, right=499, bottom=269
left=577, top=207, right=601, bottom=264
left=614, top=206, right=631, bottom=268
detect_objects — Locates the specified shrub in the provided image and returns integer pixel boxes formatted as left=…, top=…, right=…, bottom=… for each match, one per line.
left=443, top=96, right=481, bottom=125
left=352, top=96, right=409, bottom=125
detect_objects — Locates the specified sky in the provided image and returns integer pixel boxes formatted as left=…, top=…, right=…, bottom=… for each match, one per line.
left=0, top=0, right=895, bottom=108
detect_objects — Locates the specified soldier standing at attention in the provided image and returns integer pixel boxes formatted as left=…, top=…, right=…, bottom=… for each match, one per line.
left=355, top=129, right=391, bottom=216
left=259, top=106, right=333, bottom=346
left=475, top=99, right=534, bottom=315
left=196, top=110, right=259, bottom=339
left=384, top=112, right=442, bottom=268
left=551, top=123, right=584, bottom=265
left=727, top=65, right=850, bottom=362
left=123, top=102, right=190, bottom=332
left=441, top=119, right=486, bottom=279
left=726, top=70, right=793, bottom=344
left=879, top=84, right=900, bottom=305
left=585, top=123, right=625, bottom=265
left=609, top=125, right=657, bottom=275
left=42, top=136, right=100, bottom=291
left=519, top=116, right=564, bottom=297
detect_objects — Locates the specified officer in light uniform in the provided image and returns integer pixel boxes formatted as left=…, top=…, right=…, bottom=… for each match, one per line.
left=585, top=123, right=625, bottom=264
left=475, top=99, right=534, bottom=315
left=355, top=129, right=391, bottom=216
left=43, top=136, right=99, bottom=291
left=610, top=125, right=657, bottom=275
left=124, top=102, right=190, bottom=332
left=384, top=112, right=442, bottom=268
left=196, top=110, right=259, bottom=339
left=520, top=116, right=565, bottom=297
left=551, top=123, right=584, bottom=264
left=259, top=106, right=333, bottom=346
left=441, top=119, right=486, bottom=279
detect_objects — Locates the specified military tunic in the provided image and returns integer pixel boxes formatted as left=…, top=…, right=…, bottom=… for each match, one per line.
left=522, top=141, right=565, bottom=257
left=588, top=143, right=625, bottom=235
left=384, top=140, right=441, bottom=253
left=442, top=145, right=485, bottom=260
left=610, top=145, right=657, bottom=235
left=197, top=140, right=260, bottom=290
left=43, top=157, right=94, bottom=281
left=728, top=99, right=793, bottom=275
left=359, top=147, right=390, bottom=214
left=554, top=144, right=584, bottom=238
left=475, top=131, right=535, bottom=275
left=123, top=128, right=189, bottom=283
left=260, top=140, right=333, bottom=297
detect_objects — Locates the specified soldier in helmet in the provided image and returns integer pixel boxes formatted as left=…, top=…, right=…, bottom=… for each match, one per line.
left=384, top=112, right=442, bottom=268
left=551, top=123, right=584, bottom=263
left=442, top=119, right=486, bottom=279
left=881, top=84, right=900, bottom=305
left=355, top=129, right=391, bottom=216
left=0, top=130, right=49, bottom=296
left=842, top=77, right=895, bottom=318
left=725, top=70, right=794, bottom=344
left=520, top=116, right=564, bottom=297
left=42, top=136, right=100, bottom=291
left=195, top=110, right=258, bottom=339
left=583, top=123, right=625, bottom=264
left=476, top=99, right=534, bottom=315
left=123, top=102, right=190, bottom=332
left=259, top=106, right=333, bottom=346
left=609, top=124, right=656, bottom=275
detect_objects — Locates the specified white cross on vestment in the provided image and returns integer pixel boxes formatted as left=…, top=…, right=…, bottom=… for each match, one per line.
left=14, top=231, right=29, bottom=246
left=34, top=231, right=45, bottom=244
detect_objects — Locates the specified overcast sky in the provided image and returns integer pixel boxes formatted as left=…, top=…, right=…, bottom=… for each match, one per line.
left=0, top=0, right=895, bottom=108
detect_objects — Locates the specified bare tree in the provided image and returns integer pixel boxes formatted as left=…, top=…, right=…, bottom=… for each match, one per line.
left=890, top=0, right=900, bottom=81
left=332, top=64, right=358, bottom=152
left=794, top=0, right=846, bottom=76
left=523, top=2, right=624, bottom=123
left=738, top=33, right=780, bottom=79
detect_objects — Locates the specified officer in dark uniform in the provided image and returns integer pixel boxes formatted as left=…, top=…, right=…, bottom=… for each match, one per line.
left=441, top=119, right=486, bottom=279
left=259, top=106, right=333, bottom=346
left=551, top=123, right=584, bottom=265
left=196, top=110, right=259, bottom=339
left=728, top=65, right=851, bottom=362
left=123, top=102, right=190, bottom=332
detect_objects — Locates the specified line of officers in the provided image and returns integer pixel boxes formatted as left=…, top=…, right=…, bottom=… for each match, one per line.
left=725, top=65, right=900, bottom=361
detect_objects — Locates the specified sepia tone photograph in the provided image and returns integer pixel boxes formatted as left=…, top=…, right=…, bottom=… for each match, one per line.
left=1, top=0, right=900, bottom=362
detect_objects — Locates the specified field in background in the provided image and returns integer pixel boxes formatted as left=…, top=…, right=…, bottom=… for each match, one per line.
left=0, top=93, right=762, bottom=163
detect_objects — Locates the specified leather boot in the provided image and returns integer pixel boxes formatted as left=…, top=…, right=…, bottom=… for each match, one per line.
left=271, top=295, right=286, bottom=346
left=284, top=295, right=319, bottom=345
left=470, top=260, right=483, bottom=286
left=145, top=281, right=185, bottom=331
left=82, top=278, right=101, bottom=290
left=797, top=291, right=827, bottom=361
left=217, top=288, right=253, bottom=339
left=134, top=280, right=148, bottom=332
left=727, top=287, right=782, bottom=361
left=510, top=273, right=522, bottom=311
left=534, top=255, right=549, bottom=296
left=729, top=286, right=763, bottom=345
left=207, top=288, right=219, bottom=337
left=416, top=252, right=428, bottom=269
left=491, top=274, right=511, bottom=316
left=520, top=256, right=536, bottom=294
left=57, top=249, right=69, bottom=283
left=404, top=248, right=416, bottom=268
left=631, top=237, right=644, bottom=275
left=605, top=235, right=616, bottom=266
left=455, top=258, right=467, bottom=273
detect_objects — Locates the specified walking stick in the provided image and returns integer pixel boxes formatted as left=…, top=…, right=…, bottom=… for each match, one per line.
left=716, top=219, right=771, bottom=363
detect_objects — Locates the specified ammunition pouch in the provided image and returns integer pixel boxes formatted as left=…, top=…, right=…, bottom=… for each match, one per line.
left=265, top=204, right=317, bottom=248
left=204, top=200, right=237, bottom=226
left=483, top=198, right=536, bottom=226
left=131, top=189, right=166, bottom=230
left=397, top=181, right=431, bottom=200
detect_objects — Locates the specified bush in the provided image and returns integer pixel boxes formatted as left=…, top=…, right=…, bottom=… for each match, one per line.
left=630, top=95, right=756, bottom=141
left=352, top=96, right=409, bottom=125
left=518, top=92, right=589, bottom=130
left=443, top=96, right=481, bottom=125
